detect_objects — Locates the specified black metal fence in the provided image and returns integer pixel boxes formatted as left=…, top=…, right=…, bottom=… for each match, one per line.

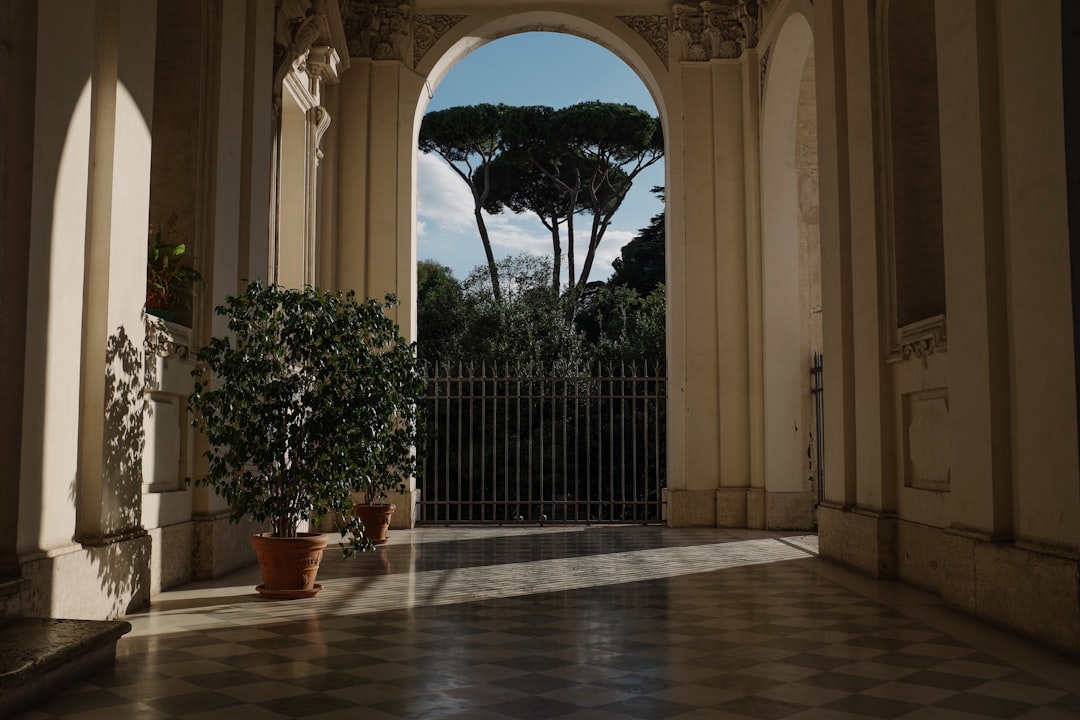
left=810, top=352, right=825, bottom=505
left=419, top=362, right=667, bottom=524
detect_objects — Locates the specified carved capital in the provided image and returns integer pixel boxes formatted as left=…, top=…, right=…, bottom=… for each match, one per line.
left=306, top=46, right=341, bottom=85
left=414, top=14, right=465, bottom=65
left=341, top=0, right=411, bottom=61
left=672, top=0, right=762, bottom=61
left=618, top=15, right=670, bottom=68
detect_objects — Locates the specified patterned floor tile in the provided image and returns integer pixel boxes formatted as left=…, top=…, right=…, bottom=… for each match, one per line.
left=11, top=527, right=1080, bottom=720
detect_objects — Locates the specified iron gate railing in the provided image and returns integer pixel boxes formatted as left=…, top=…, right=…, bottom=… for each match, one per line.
left=810, top=352, right=825, bottom=505
left=419, top=362, right=667, bottom=524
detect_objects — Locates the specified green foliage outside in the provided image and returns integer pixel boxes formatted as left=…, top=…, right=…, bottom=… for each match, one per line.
left=418, top=255, right=664, bottom=370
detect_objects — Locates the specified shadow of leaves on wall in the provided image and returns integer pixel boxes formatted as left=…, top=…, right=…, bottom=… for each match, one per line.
left=95, top=325, right=150, bottom=614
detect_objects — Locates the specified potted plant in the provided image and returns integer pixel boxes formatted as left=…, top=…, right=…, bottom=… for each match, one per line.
left=146, top=224, right=204, bottom=321
left=353, top=469, right=406, bottom=545
left=189, top=282, right=425, bottom=598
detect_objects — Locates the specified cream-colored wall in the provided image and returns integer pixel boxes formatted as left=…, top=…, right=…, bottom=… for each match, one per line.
left=812, top=0, right=1080, bottom=653
left=998, top=0, right=1079, bottom=551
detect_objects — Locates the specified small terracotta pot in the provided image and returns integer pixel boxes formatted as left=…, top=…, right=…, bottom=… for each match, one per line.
left=354, top=503, right=396, bottom=545
left=250, top=532, right=328, bottom=598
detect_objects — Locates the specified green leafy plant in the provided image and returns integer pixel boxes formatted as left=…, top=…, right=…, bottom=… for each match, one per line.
left=146, top=224, right=203, bottom=312
left=189, top=282, right=425, bottom=556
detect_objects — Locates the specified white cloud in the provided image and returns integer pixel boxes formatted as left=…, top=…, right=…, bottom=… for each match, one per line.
left=486, top=213, right=551, bottom=256
left=416, top=153, right=475, bottom=236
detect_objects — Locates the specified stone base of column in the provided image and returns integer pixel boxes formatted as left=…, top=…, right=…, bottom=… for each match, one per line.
left=194, top=513, right=265, bottom=580
left=663, top=489, right=717, bottom=527
left=716, top=488, right=747, bottom=527
left=817, top=503, right=897, bottom=578
left=386, top=487, right=420, bottom=530
left=937, top=527, right=1080, bottom=656
left=764, top=491, right=816, bottom=530
left=16, top=533, right=152, bottom=618
left=147, top=522, right=194, bottom=595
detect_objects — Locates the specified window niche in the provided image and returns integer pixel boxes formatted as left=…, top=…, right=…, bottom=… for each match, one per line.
left=146, top=0, right=211, bottom=332
left=879, top=0, right=947, bottom=361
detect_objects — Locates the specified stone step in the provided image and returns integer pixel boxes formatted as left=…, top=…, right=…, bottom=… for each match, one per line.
left=0, top=617, right=131, bottom=717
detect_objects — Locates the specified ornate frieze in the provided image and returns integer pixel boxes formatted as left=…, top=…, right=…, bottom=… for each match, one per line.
left=415, top=14, right=465, bottom=65
left=618, top=15, right=670, bottom=68
left=672, top=0, right=762, bottom=61
left=341, top=0, right=411, bottom=60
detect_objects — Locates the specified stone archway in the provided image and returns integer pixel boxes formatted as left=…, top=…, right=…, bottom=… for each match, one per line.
left=322, top=1, right=796, bottom=530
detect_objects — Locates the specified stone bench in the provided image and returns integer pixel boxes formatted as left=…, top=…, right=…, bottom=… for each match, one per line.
left=0, top=616, right=131, bottom=717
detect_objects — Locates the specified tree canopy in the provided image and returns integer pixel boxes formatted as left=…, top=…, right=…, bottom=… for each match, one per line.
left=419, top=103, right=514, bottom=303
left=419, top=101, right=663, bottom=300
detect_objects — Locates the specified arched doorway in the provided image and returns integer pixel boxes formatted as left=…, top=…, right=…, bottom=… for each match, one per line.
left=322, top=2, right=779, bottom=530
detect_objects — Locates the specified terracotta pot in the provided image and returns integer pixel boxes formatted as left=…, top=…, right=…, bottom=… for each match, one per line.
left=250, top=532, right=328, bottom=598
left=354, top=503, right=396, bottom=545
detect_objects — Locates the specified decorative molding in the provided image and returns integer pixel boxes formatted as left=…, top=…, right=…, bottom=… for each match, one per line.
left=672, top=1, right=762, bottom=61
left=672, top=2, right=708, bottom=61
left=892, top=314, right=947, bottom=363
left=311, top=106, right=332, bottom=165
left=902, top=386, right=950, bottom=492
left=274, top=0, right=330, bottom=119
left=759, top=44, right=771, bottom=105
left=618, top=15, right=670, bottom=68
left=305, top=46, right=341, bottom=85
left=144, top=315, right=191, bottom=393
left=414, top=14, right=465, bottom=65
left=341, top=0, right=411, bottom=60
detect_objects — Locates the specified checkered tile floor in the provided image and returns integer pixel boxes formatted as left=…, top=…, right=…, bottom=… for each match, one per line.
left=14, top=527, right=1080, bottom=719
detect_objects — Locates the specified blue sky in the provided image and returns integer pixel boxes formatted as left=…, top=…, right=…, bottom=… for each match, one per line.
left=417, top=32, right=664, bottom=284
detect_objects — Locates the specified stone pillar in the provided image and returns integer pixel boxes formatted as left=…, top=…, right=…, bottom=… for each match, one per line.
left=666, top=4, right=755, bottom=529
left=334, top=58, right=419, bottom=322
left=934, top=0, right=1011, bottom=551
left=816, top=0, right=897, bottom=578
left=76, top=0, right=158, bottom=546
left=0, top=1, right=37, bottom=576
left=814, top=0, right=857, bottom=513
left=191, top=0, right=280, bottom=579
left=998, top=0, right=1078, bottom=555
left=14, top=0, right=156, bottom=617
left=332, top=56, right=425, bottom=526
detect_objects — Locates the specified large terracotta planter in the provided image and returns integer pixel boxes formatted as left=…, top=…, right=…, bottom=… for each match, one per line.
left=354, top=503, right=396, bottom=545
left=250, top=532, right=328, bottom=598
